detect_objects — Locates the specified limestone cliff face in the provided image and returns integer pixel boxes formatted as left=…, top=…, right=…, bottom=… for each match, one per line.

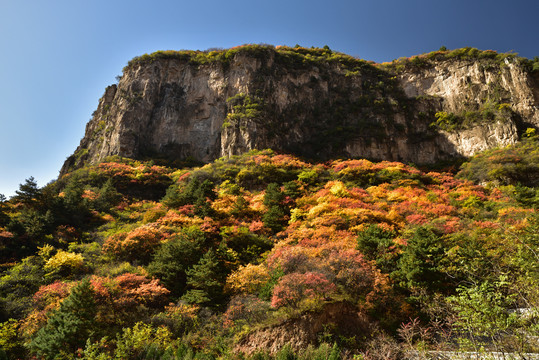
left=399, top=58, right=538, bottom=156
left=61, top=47, right=539, bottom=175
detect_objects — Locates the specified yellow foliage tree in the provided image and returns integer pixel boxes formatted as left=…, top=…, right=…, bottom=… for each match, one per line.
left=225, top=263, right=270, bottom=294
left=44, top=250, right=84, bottom=277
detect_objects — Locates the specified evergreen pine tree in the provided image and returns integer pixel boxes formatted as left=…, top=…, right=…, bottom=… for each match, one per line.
left=396, top=226, right=446, bottom=291
left=262, top=183, right=287, bottom=232
left=147, top=227, right=206, bottom=298
left=163, top=177, right=216, bottom=217
left=193, top=179, right=217, bottom=217
left=357, top=224, right=397, bottom=273
left=162, top=183, right=184, bottom=208
left=13, top=177, right=40, bottom=206
left=0, top=194, right=8, bottom=227
left=95, top=178, right=121, bottom=211
left=230, top=195, right=249, bottom=217
left=29, top=278, right=97, bottom=359
left=182, top=249, right=224, bottom=306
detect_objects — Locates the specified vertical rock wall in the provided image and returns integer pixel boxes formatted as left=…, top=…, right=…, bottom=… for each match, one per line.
left=61, top=48, right=539, bottom=175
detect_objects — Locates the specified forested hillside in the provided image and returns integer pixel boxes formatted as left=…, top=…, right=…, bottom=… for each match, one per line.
left=0, top=136, right=538, bottom=359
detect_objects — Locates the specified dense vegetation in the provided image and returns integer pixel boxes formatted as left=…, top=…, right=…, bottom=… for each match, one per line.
left=458, top=130, right=539, bottom=187
left=0, top=136, right=538, bottom=359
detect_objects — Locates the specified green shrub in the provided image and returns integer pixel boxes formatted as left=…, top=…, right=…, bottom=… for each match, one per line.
left=0, top=319, right=25, bottom=359
left=162, top=178, right=216, bottom=217
left=220, top=226, right=272, bottom=265
left=0, top=256, right=46, bottom=320
left=458, top=135, right=539, bottom=187
left=431, top=111, right=461, bottom=131
left=43, top=250, right=85, bottom=279
left=224, top=93, right=263, bottom=127
left=357, top=224, right=397, bottom=273
left=113, top=322, right=175, bottom=360
left=431, top=100, right=513, bottom=132
left=447, top=277, right=524, bottom=353
left=274, top=344, right=297, bottom=360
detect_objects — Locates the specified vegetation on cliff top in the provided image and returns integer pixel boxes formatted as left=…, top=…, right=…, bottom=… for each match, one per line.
left=0, top=136, right=538, bottom=358
left=124, top=44, right=375, bottom=72
left=124, top=44, right=539, bottom=76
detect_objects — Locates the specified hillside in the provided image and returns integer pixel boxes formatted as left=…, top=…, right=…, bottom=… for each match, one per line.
left=62, top=45, right=539, bottom=175
left=1, top=134, right=539, bottom=358
left=1, top=46, right=539, bottom=359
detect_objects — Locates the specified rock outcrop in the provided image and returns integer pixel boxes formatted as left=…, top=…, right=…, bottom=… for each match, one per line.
left=235, top=302, right=372, bottom=355
left=61, top=46, right=539, bottom=175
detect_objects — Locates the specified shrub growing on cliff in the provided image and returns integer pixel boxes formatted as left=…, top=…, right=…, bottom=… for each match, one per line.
left=224, top=93, right=263, bottom=128
left=431, top=100, right=514, bottom=132
left=431, top=111, right=461, bottom=131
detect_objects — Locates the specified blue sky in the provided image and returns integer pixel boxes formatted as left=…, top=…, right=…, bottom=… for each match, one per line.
left=0, top=0, right=537, bottom=196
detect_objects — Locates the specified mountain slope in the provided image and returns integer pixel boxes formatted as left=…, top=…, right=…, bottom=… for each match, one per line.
left=2, top=142, right=538, bottom=358
left=1, top=46, right=538, bottom=359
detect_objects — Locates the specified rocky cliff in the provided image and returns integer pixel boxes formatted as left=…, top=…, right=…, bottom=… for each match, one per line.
left=61, top=45, right=539, bottom=175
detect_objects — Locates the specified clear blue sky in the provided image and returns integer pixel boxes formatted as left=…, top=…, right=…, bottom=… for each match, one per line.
left=0, top=0, right=537, bottom=197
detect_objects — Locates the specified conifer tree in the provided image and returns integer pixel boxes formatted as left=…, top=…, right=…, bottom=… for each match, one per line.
left=95, top=178, right=121, bottom=211
left=193, top=179, right=217, bottom=217
left=13, top=177, right=40, bottom=206
left=147, top=227, right=206, bottom=298
left=357, top=224, right=397, bottom=273
left=29, top=278, right=97, bottom=359
left=397, top=226, right=446, bottom=291
left=262, top=183, right=287, bottom=232
left=0, top=194, right=8, bottom=227
left=162, top=177, right=216, bottom=213
left=182, top=249, right=224, bottom=306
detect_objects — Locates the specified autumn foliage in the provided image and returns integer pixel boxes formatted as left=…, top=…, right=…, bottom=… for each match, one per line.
left=1, top=146, right=537, bottom=359
left=271, top=272, right=336, bottom=308
left=102, top=225, right=167, bottom=262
